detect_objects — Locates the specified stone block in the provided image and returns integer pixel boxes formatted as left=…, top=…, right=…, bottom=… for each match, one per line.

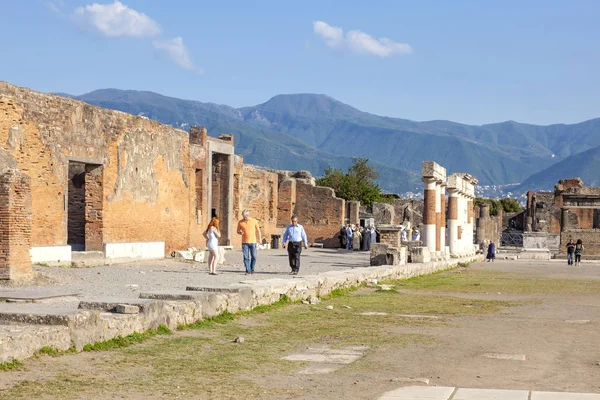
left=104, top=242, right=165, bottom=259
left=194, top=251, right=206, bottom=263
left=174, top=250, right=194, bottom=260
left=370, top=244, right=389, bottom=266
left=30, top=246, right=72, bottom=264
left=114, top=304, right=140, bottom=314
left=411, top=247, right=431, bottom=263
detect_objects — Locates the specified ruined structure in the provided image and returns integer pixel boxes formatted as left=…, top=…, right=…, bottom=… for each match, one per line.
left=446, top=172, right=478, bottom=257
left=277, top=171, right=345, bottom=248
left=0, top=82, right=282, bottom=277
left=524, top=178, right=600, bottom=257
left=422, top=161, right=447, bottom=258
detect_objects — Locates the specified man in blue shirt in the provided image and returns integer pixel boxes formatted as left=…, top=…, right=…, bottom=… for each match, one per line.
left=282, top=215, right=309, bottom=275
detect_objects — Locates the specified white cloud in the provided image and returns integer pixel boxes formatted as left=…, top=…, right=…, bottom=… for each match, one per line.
left=313, top=20, right=413, bottom=57
left=153, top=37, right=203, bottom=74
left=72, top=1, right=161, bottom=38
left=313, top=21, right=343, bottom=48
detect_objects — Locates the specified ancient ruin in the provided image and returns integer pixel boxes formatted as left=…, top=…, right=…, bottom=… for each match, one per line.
left=0, top=82, right=374, bottom=279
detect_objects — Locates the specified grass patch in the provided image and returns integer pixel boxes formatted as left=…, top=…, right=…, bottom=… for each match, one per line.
left=177, top=311, right=237, bottom=331
left=0, top=359, right=22, bottom=371
left=83, top=324, right=172, bottom=352
left=390, top=269, right=600, bottom=295
left=322, top=284, right=363, bottom=299
left=34, top=346, right=77, bottom=358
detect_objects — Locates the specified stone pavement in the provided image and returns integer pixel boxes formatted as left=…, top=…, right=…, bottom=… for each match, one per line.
left=379, top=386, right=600, bottom=399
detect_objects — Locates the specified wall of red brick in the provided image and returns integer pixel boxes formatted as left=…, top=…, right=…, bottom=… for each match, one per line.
left=0, top=82, right=198, bottom=254
left=293, top=179, right=345, bottom=247
left=0, top=169, right=32, bottom=279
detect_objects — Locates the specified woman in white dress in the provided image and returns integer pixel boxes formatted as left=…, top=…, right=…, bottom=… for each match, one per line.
left=203, top=217, right=221, bottom=275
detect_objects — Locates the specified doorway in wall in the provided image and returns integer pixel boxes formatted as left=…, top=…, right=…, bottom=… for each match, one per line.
left=67, top=161, right=103, bottom=251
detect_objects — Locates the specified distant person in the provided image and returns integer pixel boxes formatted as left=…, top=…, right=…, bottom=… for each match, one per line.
left=282, top=215, right=309, bottom=275
left=575, top=239, right=584, bottom=266
left=566, top=239, right=575, bottom=266
left=412, top=229, right=420, bottom=241
left=339, top=225, right=347, bottom=249
left=401, top=227, right=408, bottom=242
left=346, top=225, right=353, bottom=250
left=236, top=210, right=262, bottom=275
left=370, top=226, right=377, bottom=246
left=487, top=241, right=496, bottom=262
left=362, top=226, right=372, bottom=251
left=352, top=227, right=362, bottom=251
left=203, top=217, right=221, bottom=275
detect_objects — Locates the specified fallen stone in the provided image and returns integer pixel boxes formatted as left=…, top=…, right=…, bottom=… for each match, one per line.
left=309, top=297, right=320, bottom=305
left=301, top=300, right=309, bottom=305
left=194, top=251, right=206, bottom=263
left=234, top=336, right=245, bottom=343
left=174, top=250, right=194, bottom=260
left=378, top=284, right=395, bottom=291
left=311, top=243, right=324, bottom=248
left=342, top=305, right=352, bottom=309
left=126, top=284, right=139, bottom=289
left=114, top=304, right=140, bottom=314
left=325, top=305, right=334, bottom=310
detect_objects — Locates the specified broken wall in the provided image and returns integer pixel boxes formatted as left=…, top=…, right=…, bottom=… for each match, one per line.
left=0, top=82, right=198, bottom=253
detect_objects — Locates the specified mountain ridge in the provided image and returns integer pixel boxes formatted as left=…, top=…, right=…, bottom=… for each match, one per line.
left=56, top=88, right=600, bottom=193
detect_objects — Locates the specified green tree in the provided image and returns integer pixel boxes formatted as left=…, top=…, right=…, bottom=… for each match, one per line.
left=475, top=197, right=522, bottom=216
left=316, top=157, right=385, bottom=207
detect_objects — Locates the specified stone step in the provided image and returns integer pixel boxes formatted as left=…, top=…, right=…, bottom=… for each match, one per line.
left=71, top=251, right=104, bottom=261
left=0, top=304, right=84, bottom=326
left=138, top=291, right=213, bottom=301
left=78, top=297, right=155, bottom=313
left=186, top=285, right=248, bottom=293
left=0, top=289, right=82, bottom=302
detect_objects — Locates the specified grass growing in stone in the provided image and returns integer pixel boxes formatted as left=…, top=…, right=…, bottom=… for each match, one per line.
left=82, top=324, right=172, bottom=352
left=389, top=268, right=600, bottom=295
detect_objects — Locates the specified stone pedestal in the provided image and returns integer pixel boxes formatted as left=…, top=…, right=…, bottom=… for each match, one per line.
left=411, top=247, right=431, bottom=263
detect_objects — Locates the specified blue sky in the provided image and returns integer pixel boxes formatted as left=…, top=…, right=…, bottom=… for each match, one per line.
left=1, top=0, right=599, bottom=125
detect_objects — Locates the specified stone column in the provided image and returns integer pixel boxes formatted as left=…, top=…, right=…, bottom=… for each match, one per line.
left=439, top=184, right=446, bottom=253
left=0, top=169, right=32, bottom=280
left=226, top=154, right=234, bottom=245
left=447, top=188, right=459, bottom=256
left=423, top=177, right=437, bottom=253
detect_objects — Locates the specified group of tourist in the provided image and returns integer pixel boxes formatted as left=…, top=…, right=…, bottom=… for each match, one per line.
left=565, top=238, right=584, bottom=266
left=338, top=224, right=377, bottom=252
left=202, top=210, right=310, bottom=276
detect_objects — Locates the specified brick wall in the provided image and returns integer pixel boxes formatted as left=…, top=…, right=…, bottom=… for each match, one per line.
left=0, top=169, right=32, bottom=279
left=293, top=179, right=345, bottom=247
left=560, top=230, right=600, bottom=256
left=0, top=82, right=197, bottom=254
left=236, top=165, right=278, bottom=246
left=277, top=179, right=296, bottom=227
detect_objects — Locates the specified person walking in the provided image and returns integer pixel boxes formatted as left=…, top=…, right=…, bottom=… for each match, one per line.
left=203, top=217, right=221, bottom=275
left=282, top=215, right=309, bottom=275
left=575, top=239, right=584, bottom=266
left=566, top=239, right=575, bottom=266
left=487, top=241, right=496, bottom=262
left=236, top=210, right=262, bottom=275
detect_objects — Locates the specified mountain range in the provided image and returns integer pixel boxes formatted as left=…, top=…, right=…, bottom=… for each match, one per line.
left=61, top=88, right=600, bottom=195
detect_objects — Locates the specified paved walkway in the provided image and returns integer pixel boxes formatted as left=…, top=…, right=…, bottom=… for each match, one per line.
left=379, top=386, right=600, bottom=399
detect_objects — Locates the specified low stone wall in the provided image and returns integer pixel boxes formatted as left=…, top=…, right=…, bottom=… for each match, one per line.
left=0, top=254, right=482, bottom=363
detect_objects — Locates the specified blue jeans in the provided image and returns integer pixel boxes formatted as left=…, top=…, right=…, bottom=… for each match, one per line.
left=567, top=252, right=574, bottom=265
left=242, top=243, right=257, bottom=273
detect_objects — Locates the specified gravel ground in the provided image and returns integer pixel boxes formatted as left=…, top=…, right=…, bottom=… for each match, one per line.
left=0, top=248, right=370, bottom=300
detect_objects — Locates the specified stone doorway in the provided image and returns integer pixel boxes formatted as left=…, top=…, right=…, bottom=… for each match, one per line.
left=210, top=152, right=232, bottom=245
left=67, top=161, right=103, bottom=251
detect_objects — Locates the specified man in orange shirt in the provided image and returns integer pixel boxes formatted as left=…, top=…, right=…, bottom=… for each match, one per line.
left=237, top=209, right=262, bottom=275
